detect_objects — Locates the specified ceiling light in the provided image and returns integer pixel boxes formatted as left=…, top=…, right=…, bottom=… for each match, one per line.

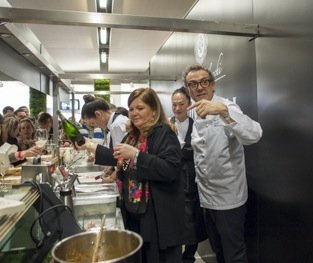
left=98, top=0, right=107, bottom=9
left=99, top=27, right=108, bottom=44
left=0, top=33, right=11, bottom=38
left=100, top=51, right=107, bottom=64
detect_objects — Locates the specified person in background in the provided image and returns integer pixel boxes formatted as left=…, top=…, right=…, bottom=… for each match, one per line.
left=2, top=106, right=14, bottom=116
left=17, top=105, right=30, bottom=117
left=109, top=102, right=117, bottom=111
left=0, top=116, right=42, bottom=165
left=77, top=87, right=184, bottom=263
left=81, top=98, right=129, bottom=182
left=0, top=114, right=3, bottom=145
left=1, top=116, right=20, bottom=148
left=78, top=118, right=90, bottom=139
left=115, top=106, right=129, bottom=117
left=37, top=112, right=54, bottom=140
left=0, top=141, right=43, bottom=165
left=3, top=112, right=15, bottom=119
left=0, top=113, right=3, bottom=125
left=184, top=65, right=263, bottom=263
left=14, top=108, right=27, bottom=120
left=170, top=87, right=207, bottom=263
left=18, top=118, right=36, bottom=150
left=82, top=94, right=102, bottom=140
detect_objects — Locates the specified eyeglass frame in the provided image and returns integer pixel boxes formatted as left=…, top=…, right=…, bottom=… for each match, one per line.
left=187, top=78, right=212, bottom=90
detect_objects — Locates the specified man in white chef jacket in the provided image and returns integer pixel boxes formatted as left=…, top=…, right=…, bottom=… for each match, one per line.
left=184, top=65, right=262, bottom=263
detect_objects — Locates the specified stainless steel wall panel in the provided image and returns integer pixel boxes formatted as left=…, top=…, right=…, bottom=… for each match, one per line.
left=150, top=0, right=313, bottom=262
left=254, top=0, right=313, bottom=261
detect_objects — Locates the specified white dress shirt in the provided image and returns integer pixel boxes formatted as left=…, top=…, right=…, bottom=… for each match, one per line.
left=107, top=113, right=129, bottom=148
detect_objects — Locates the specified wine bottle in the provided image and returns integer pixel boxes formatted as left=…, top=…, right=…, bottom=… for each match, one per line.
left=56, top=110, right=85, bottom=146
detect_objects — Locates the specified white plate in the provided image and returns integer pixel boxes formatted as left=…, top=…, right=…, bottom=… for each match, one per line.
left=0, top=197, right=25, bottom=217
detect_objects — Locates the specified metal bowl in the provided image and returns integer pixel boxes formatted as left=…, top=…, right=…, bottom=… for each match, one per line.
left=52, top=229, right=143, bottom=263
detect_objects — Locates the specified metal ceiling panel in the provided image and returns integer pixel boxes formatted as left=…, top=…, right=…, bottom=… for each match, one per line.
left=6, top=0, right=99, bottom=73
left=0, top=1, right=260, bottom=87
left=0, top=7, right=258, bottom=35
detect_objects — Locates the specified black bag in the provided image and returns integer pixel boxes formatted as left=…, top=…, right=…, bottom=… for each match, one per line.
left=118, top=168, right=149, bottom=214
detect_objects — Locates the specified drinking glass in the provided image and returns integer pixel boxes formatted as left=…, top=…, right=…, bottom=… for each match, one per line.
left=0, top=160, right=8, bottom=193
left=34, top=128, right=48, bottom=150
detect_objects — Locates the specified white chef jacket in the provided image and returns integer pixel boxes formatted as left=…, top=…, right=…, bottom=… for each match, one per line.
left=191, top=95, right=262, bottom=210
left=106, top=113, right=129, bottom=148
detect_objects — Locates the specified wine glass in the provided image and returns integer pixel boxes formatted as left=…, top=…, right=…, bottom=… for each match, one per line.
left=0, top=160, right=8, bottom=193
left=0, top=154, right=11, bottom=193
left=34, top=128, right=48, bottom=149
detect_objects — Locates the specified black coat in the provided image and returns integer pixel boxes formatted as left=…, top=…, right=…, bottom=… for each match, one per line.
left=94, top=123, right=185, bottom=249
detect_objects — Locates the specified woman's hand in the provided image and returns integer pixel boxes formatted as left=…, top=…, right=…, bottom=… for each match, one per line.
left=75, top=139, right=97, bottom=155
left=87, top=153, right=95, bottom=162
left=23, top=145, right=44, bottom=158
left=62, top=141, right=71, bottom=147
left=74, top=139, right=88, bottom=151
left=113, top=143, right=138, bottom=160
left=102, top=169, right=117, bottom=183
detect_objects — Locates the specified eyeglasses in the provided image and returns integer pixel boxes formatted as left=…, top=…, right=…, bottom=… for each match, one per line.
left=187, top=78, right=212, bottom=89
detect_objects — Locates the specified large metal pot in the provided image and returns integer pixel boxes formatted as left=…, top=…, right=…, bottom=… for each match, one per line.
left=51, top=229, right=143, bottom=263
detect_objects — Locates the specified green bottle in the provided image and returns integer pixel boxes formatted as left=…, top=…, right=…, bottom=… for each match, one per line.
left=56, top=110, right=85, bottom=146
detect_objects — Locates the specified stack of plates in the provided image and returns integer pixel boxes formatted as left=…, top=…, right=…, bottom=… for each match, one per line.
left=0, top=197, right=25, bottom=218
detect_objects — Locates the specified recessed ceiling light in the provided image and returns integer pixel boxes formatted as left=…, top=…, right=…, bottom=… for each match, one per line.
left=99, top=0, right=107, bottom=9
left=100, top=51, right=107, bottom=63
left=99, top=27, right=108, bottom=44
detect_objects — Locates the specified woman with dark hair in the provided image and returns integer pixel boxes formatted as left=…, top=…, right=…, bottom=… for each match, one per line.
left=115, top=106, right=129, bottom=117
left=81, top=98, right=128, bottom=149
left=37, top=112, right=54, bottom=140
left=171, top=87, right=206, bottom=263
left=81, top=98, right=129, bottom=182
left=77, top=88, right=184, bottom=263
left=2, top=105, right=14, bottom=115
left=82, top=94, right=95, bottom=104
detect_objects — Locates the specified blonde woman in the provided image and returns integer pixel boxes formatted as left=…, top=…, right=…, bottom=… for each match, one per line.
left=1, top=116, right=19, bottom=148
left=0, top=116, right=42, bottom=164
left=18, top=118, right=36, bottom=150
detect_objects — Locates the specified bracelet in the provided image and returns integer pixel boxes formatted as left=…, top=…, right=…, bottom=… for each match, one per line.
left=17, top=151, right=24, bottom=160
left=133, top=150, right=139, bottom=165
